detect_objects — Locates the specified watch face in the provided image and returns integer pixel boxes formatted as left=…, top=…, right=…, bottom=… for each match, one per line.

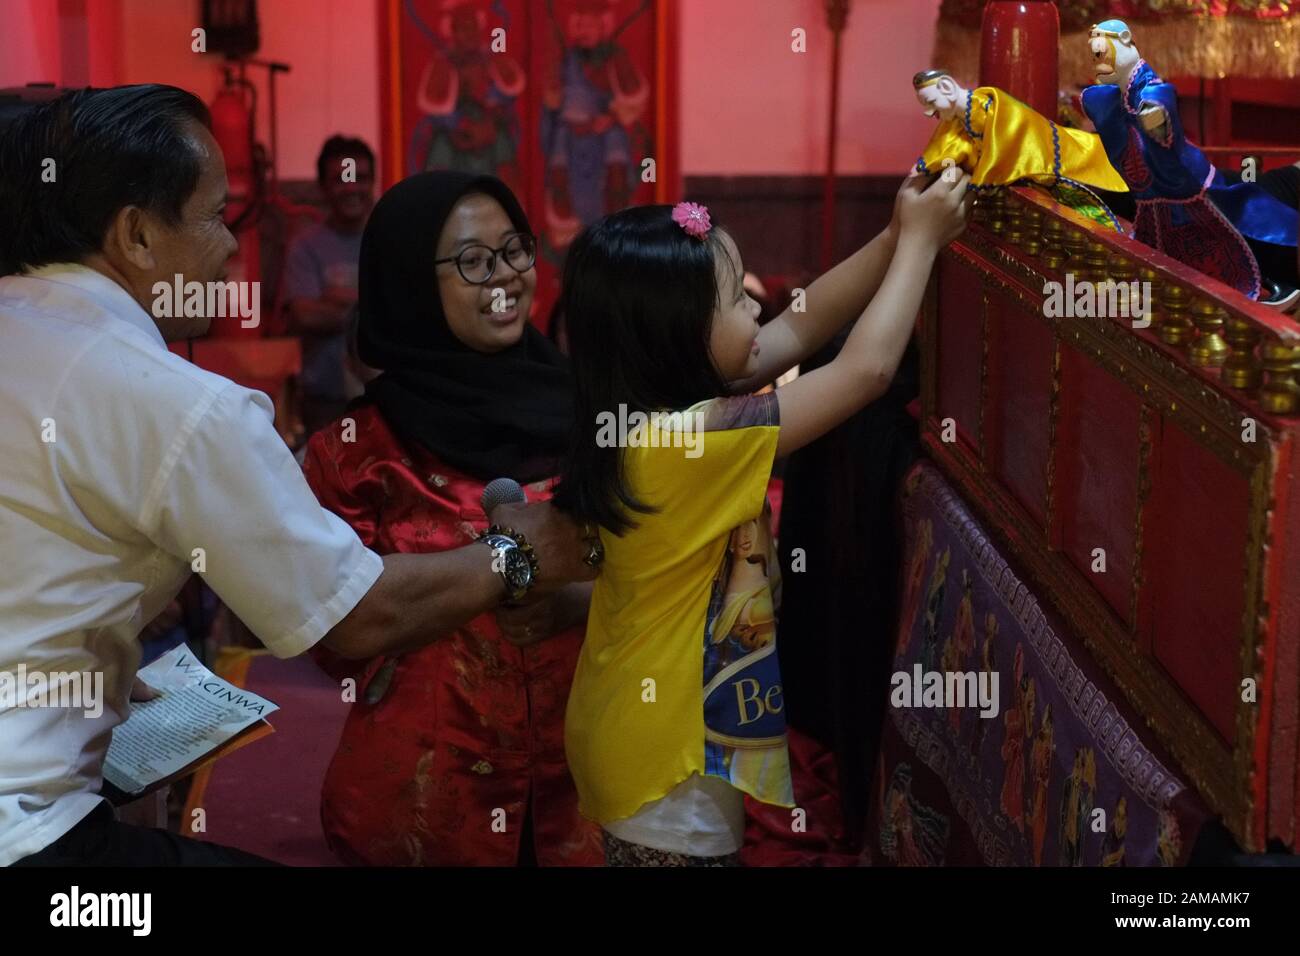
left=503, top=548, right=533, bottom=590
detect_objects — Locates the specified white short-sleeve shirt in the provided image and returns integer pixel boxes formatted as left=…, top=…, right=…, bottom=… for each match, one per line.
left=0, top=264, right=383, bottom=865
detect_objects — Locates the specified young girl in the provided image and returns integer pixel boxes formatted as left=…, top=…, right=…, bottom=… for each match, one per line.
left=554, top=172, right=970, bottom=866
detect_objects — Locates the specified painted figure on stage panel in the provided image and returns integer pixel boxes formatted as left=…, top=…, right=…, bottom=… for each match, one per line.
left=1156, top=805, right=1181, bottom=867
left=1081, top=20, right=1299, bottom=302
left=898, top=517, right=933, bottom=654
left=542, top=0, right=649, bottom=249
left=919, top=546, right=951, bottom=673
left=999, top=644, right=1026, bottom=831
left=1059, top=747, right=1098, bottom=866
left=409, top=0, right=526, bottom=181
left=968, top=612, right=998, bottom=757
left=1101, top=796, right=1128, bottom=867
left=1027, top=703, right=1054, bottom=865
left=1019, top=674, right=1037, bottom=835
left=879, top=763, right=950, bottom=867
left=940, top=570, right=975, bottom=736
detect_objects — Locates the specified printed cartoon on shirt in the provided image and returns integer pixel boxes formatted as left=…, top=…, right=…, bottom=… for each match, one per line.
left=702, top=499, right=793, bottom=806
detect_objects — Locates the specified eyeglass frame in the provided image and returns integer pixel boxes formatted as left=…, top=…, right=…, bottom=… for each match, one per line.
left=432, top=232, right=538, bottom=286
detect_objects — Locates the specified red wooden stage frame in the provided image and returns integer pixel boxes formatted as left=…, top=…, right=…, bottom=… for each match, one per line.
left=922, top=184, right=1300, bottom=852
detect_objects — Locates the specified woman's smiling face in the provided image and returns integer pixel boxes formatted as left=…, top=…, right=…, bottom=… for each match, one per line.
left=434, top=192, right=536, bottom=353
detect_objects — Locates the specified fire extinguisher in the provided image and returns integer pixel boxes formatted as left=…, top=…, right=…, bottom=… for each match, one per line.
left=208, top=68, right=262, bottom=338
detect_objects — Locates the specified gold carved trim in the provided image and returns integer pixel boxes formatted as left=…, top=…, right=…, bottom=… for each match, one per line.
left=1236, top=458, right=1274, bottom=840
left=952, top=229, right=1276, bottom=478
left=1131, top=405, right=1154, bottom=634
left=978, top=275, right=989, bottom=460
left=1045, top=340, right=1062, bottom=545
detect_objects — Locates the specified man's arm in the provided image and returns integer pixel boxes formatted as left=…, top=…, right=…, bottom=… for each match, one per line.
left=320, top=500, right=597, bottom=659
left=320, top=549, right=500, bottom=658
left=149, top=386, right=597, bottom=662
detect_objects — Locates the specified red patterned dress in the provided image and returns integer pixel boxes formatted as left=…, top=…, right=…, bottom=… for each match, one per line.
left=301, top=403, right=603, bottom=866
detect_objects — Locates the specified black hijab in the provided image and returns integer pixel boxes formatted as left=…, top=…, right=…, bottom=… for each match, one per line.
left=356, top=172, right=573, bottom=484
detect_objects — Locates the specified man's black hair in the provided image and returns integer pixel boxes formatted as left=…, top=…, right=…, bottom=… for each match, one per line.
left=0, top=84, right=212, bottom=275
left=316, top=135, right=375, bottom=185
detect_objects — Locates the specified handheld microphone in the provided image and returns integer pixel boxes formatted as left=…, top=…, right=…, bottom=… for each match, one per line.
left=481, top=477, right=526, bottom=515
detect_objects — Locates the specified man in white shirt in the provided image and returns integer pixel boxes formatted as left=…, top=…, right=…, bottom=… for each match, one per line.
left=0, top=85, right=596, bottom=866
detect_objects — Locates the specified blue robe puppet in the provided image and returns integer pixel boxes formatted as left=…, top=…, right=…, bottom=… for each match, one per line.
left=1081, top=21, right=1298, bottom=300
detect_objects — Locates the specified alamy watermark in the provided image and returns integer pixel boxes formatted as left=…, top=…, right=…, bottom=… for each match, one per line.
left=151, top=274, right=260, bottom=328
left=0, top=665, right=103, bottom=718
left=595, top=404, right=704, bottom=458
left=890, top=664, right=1000, bottom=719
left=1043, top=273, right=1151, bottom=328
left=50, top=886, right=150, bottom=936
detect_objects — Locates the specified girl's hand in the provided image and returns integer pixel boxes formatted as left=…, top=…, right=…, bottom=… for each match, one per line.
left=896, top=172, right=971, bottom=251
left=889, top=169, right=926, bottom=239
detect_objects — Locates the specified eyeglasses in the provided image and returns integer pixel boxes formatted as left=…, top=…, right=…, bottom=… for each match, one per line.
left=434, top=233, right=537, bottom=285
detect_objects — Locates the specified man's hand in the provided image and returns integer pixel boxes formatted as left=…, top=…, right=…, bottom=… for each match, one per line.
left=487, top=500, right=599, bottom=596
left=495, top=582, right=593, bottom=647
left=141, top=600, right=182, bottom=641
left=496, top=597, right=559, bottom=648
left=324, top=502, right=600, bottom=662
left=130, top=677, right=161, bottom=702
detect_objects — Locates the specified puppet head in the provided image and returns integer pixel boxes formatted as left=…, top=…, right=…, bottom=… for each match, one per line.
left=913, top=70, right=968, bottom=123
left=1089, top=20, right=1140, bottom=87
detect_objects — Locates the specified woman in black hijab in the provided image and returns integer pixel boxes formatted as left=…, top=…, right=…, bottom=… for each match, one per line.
left=301, top=172, right=603, bottom=866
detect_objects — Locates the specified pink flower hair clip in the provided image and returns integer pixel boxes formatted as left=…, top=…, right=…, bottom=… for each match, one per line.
left=672, top=201, right=712, bottom=239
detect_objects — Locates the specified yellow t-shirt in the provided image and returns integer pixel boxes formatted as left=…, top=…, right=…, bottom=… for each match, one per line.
left=564, top=392, right=794, bottom=825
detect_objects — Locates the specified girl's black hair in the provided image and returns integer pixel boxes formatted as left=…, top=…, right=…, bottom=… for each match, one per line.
left=553, top=204, right=737, bottom=534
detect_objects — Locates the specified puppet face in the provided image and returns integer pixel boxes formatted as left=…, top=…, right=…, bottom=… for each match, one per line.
left=1089, top=22, right=1139, bottom=85
left=915, top=76, right=965, bottom=122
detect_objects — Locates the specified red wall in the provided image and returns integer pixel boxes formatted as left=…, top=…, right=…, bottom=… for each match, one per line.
left=0, top=0, right=383, bottom=182
left=680, top=0, right=944, bottom=176
left=0, top=0, right=62, bottom=88
left=1, top=0, right=943, bottom=180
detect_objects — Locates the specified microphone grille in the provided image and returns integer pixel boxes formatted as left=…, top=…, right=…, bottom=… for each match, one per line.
left=481, top=477, right=527, bottom=516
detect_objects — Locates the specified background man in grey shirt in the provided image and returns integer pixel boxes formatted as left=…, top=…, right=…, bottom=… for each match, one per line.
left=282, top=135, right=376, bottom=436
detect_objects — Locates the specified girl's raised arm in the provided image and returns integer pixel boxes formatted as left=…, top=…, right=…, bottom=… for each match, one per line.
left=773, top=172, right=970, bottom=460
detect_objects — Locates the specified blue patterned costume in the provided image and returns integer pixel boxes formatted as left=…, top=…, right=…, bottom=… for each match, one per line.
left=1083, top=60, right=1298, bottom=299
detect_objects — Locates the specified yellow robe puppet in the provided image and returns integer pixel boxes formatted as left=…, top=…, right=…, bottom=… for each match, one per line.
left=912, top=71, right=1127, bottom=230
